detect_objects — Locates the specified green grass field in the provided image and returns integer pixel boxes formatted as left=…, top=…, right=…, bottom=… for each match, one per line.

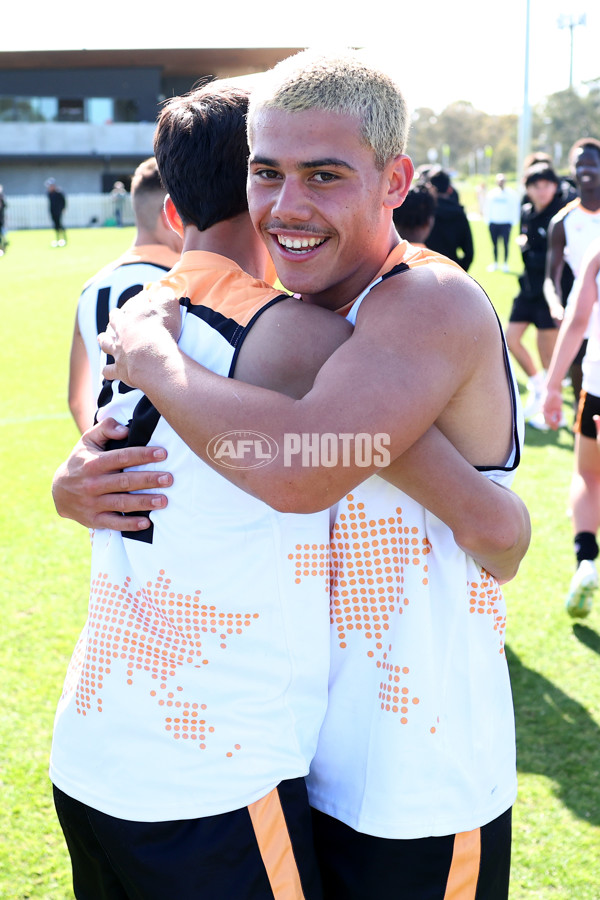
left=1, top=220, right=599, bottom=898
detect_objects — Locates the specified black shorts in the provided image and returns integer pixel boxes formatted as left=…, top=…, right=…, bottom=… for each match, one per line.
left=574, top=390, right=600, bottom=439
left=509, top=293, right=557, bottom=329
left=311, top=806, right=512, bottom=900
left=53, top=779, right=322, bottom=900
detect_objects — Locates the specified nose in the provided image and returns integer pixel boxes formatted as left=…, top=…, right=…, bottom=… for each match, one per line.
left=270, top=175, right=312, bottom=223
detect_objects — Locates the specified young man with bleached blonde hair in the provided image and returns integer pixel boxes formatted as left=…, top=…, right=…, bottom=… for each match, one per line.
left=247, top=48, right=409, bottom=169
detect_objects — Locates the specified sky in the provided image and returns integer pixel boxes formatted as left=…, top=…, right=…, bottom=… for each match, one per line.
left=3, top=0, right=598, bottom=116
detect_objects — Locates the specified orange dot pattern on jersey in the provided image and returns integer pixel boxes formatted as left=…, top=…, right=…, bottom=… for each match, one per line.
left=288, top=543, right=329, bottom=592
left=328, top=495, right=430, bottom=720
left=69, top=569, right=259, bottom=755
left=468, top=571, right=507, bottom=653
left=378, top=646, right=420, bottom=721
left=330, top=496, right=430, bottom=651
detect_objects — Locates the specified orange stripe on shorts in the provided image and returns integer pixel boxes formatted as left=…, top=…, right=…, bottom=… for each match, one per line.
left=248, top=788, right=306, bottom=900
left=444, top=827, right=481, bottom=900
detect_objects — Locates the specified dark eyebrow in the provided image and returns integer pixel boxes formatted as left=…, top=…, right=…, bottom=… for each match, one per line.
left=249, top=154, right=356, bottom=172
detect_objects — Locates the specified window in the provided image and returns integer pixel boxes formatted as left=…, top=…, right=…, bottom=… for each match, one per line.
left=114, top=99, right=139, bottom=123
left=0, top=95, right=140, bottom=123
left=58, top=99, right=84, bottom=122
left=0, top=96, right=57, bottom=122
left=87, top=98, right=114, bottom=124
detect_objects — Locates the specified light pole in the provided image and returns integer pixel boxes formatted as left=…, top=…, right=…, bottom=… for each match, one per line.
left=558, top=12, right=587, bottom=89
left=517, top=0, right=532, bottom=179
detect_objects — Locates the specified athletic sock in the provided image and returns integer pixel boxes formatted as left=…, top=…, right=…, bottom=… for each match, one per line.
left=574, top=531, right=599, bottom=565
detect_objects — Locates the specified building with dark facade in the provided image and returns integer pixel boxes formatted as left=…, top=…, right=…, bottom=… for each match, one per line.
left=0, top=47, right=301, bottom=196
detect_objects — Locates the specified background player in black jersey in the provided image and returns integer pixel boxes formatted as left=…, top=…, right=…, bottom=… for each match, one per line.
left=506, top=162, right=568, bottom=429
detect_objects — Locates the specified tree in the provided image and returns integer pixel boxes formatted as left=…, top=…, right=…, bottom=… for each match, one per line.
left=534, top=86, right=600, bottom=168
left=406, top=82, right=600, bottom=179
left=409, top=100, right=517, bottom=176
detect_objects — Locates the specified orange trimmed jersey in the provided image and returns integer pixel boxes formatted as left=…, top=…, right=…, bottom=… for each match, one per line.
left=555, top=198, right=600, bottom=281
left=307, top=240, right=522, bottom=839
left=77, top=243, right=180, bottom=400
left=51, top=250, right=331, bottom=822
left=581, top=240, right=600, bottom=396
left=556, top=199, right=600, bottom=340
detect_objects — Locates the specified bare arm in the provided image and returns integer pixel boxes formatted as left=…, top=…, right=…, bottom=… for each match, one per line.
left=380, top=431, right=530, bottom=583
left=543, top=244, right=600, bottom=428
left=543, top=217, right=566, bottom=321
left=68, top=315, right=96, bottom=434
left=52, top=418, right=173, bottom=530
left=246, top=299, right=529, bottom=580
left=99, top=269, right=528, bottom=579
left=101, top=266, right=510, bottom=509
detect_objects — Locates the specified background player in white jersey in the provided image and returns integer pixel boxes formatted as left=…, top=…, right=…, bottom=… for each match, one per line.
left=543, top=138, right=600, bottom=611
left=544, top=237, right=600, bottom=618
left=68, top=157, right=182, bottom=432
left=544, top=138, right=600, bottom=407
left=97, top=51, right=529, bottom=899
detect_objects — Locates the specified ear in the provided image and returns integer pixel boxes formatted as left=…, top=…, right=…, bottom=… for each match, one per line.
left=383, top=154, right=414, bottom=210
left=163, top=195, right=184, bottom=237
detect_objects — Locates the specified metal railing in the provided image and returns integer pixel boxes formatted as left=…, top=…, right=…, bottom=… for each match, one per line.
left=2, top=193, right=134, bottom=230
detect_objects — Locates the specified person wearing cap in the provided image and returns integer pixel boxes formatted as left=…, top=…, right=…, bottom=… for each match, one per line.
left=506, top=162, right=569, bottom=428
left=45, top=178, right=67, bottom=246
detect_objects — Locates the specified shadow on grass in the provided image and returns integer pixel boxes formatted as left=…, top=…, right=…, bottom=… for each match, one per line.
left=506, top=643, right=600, bottom=825
left=572, top=623, right=600, bottom=656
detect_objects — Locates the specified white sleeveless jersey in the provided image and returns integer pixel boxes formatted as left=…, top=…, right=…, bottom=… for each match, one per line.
left=581, top=257, right=600, bottom=396
left=562, top=200, right=600, bottom=280
left=307, top=243, right=523, bottom=839
left=560, top=201, right=600, bottom=338
left=51, top=251, right=331, bottom=822
left=77, top=244, right=179, bottom=402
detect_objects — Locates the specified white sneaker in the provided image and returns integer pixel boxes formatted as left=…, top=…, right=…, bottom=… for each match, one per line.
left=502, top=263, right=510, bottom=272
left=523, top=390, right=543, bottom=421
left=565, top=559, right=598, bottom=618
left=527, top=412, right=550, bottom=431
left=487, top=262, right=498, bottom=272
left=527, top=408, right=569, bottom=431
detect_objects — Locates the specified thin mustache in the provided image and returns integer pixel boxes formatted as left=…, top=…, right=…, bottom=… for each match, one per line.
left=263, top=222, right=331, bottom=238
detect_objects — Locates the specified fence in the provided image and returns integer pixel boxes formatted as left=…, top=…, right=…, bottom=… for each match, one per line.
left=3, top=193, right=134, bottom=231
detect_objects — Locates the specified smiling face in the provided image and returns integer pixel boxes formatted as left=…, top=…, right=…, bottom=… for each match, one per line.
left=572, top=147, right=600, bottom=194
left=247, top=106, right=412, bottom=310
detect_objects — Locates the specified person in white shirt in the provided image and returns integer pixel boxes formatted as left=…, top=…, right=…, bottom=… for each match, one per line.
left=485, top=173, right=520, bottom=272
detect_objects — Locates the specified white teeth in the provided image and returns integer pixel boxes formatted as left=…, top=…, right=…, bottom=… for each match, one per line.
left=277, top=235, right=325, bottom=251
